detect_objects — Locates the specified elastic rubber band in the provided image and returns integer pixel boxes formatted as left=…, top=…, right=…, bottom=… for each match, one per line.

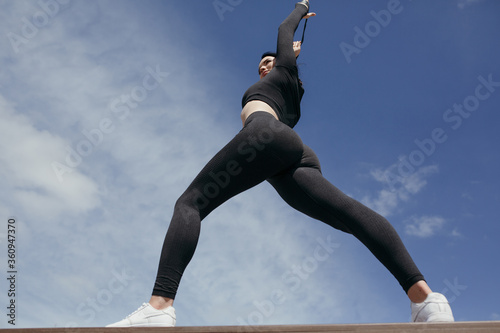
left=300, top=18, right=308, bottom=45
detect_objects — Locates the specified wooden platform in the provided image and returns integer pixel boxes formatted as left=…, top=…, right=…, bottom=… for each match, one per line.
left=2, top=322, right=500, bottom=333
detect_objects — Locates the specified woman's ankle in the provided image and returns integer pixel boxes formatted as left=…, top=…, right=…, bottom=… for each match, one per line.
left=407, top=280, right=432, bottom=303
left=149, top=295, right=174, bottom=310
left=408, top=280, right=432, bottom=303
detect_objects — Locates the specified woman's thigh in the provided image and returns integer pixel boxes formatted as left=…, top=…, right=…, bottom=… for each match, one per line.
left=182, top=112, right=304, bottom=220
left=267, top=144, right=362, bottom=233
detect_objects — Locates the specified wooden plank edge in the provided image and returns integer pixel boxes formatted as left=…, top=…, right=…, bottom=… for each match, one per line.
left=1, top=321, right=499, bottom=333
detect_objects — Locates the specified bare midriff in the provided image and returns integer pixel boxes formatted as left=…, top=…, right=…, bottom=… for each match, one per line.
left=240, top=100, right=279, bottom=126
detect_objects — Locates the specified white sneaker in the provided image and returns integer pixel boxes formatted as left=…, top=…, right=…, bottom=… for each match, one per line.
left=411, top=292, right=454, bottom=322
left=106, top=303, right=176, bottom=327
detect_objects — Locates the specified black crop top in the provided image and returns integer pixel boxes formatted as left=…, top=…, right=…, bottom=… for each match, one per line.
left=241, top=3, right=308, bottom=128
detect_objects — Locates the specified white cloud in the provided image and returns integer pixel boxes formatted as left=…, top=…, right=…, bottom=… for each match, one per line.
left=457, top=0, right=486, bottom=9
left=363, top=164, right=439, bottom=216
left=361, top=188, right=398, bottom=217
left=0, top=95, right=101, bottom=220
left=451, top=228, right=463, bottom=238
left=404, top=216, right=446, bottom=238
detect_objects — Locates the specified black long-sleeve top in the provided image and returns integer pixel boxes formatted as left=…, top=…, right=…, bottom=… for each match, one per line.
left=241, top=3, right=308, bottom=128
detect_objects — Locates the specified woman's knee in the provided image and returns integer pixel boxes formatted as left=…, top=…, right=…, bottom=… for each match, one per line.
left=173, top=190, right=203, bottom=219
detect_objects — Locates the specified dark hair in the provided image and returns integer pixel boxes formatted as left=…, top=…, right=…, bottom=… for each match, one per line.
left=261, top=51, right=277, bottom=59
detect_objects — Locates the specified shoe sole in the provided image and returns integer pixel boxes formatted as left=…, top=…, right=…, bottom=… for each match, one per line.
left=425, top=314, right=455, bottom=322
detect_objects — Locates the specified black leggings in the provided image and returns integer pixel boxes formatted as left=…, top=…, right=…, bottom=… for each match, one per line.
left=152, top=112, right=424, bottom=299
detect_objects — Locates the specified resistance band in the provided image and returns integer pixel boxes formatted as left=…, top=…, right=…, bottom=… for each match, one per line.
left=300, top=18, right=308, bottom=45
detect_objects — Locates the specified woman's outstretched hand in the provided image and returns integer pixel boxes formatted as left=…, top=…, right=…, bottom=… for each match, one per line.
left=303, top=12, right=316, bottom=20
left=293, top=41, right=302, bottom=58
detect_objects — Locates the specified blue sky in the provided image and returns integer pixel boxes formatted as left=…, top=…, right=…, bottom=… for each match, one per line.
left=0, top=0, right=499, bottom=328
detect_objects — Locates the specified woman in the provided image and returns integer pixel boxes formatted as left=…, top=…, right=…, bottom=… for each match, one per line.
left=107, top=0, right=454, bottom=327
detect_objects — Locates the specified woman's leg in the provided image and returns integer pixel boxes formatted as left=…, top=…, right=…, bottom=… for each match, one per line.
left=267, top=144, right=425, bottom=294
left=152, top=112, right=304, bottom=302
